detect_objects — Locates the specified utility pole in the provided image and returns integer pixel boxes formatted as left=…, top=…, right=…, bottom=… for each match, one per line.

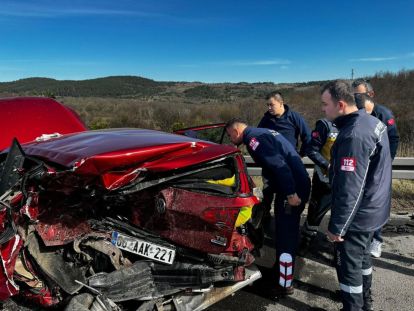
left=351, top=68, right=354, bottom=80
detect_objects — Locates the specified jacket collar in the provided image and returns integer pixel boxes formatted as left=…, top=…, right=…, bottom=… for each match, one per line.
left=333, top=109, right=363, bottom=129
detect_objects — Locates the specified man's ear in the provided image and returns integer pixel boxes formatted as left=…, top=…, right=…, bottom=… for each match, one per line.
left=227, top=127, right=236, bottom=136
left=338, top=100, right=346, bottom=112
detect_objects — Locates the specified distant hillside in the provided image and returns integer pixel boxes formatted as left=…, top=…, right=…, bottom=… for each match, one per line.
left=0, top=75, right=326, bottom=99
left=0, top=76, right=165, bottom=97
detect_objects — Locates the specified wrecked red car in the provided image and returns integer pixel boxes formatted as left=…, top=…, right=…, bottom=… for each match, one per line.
left=0, top=97, right=262, bottom=310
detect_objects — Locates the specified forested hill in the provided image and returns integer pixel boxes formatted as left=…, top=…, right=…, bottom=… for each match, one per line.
left=0, top=75, right=324, bottom=98
left=0, top=76, right=166, bottom=97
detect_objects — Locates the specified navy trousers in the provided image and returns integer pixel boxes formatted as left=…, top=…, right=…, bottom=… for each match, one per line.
left=274, top=194, right=306, bottom=287
left=334, top=230, right=374, bottom=311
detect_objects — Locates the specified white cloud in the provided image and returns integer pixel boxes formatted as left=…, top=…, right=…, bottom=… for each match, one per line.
left=213, top=59, right=291, bottom=66
left=349, top=56, right=397, bottom=62
left=0, top=2, right=222, bottom=24
left=349, top=52, right=414, bottom=62
left=174, top=59, right=291, bottom=68
left=0, top=1, right=168, bottom=19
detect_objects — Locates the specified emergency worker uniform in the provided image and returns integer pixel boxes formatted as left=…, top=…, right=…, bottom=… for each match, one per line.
left=258, top=105, right=312, bottom=155
left=355, top=98, right=399, bottom=246
left=370, top=104, right=399, bottom=245
left=257, top=105, right=311, bottom=215
left=243, top=127, right=311, bottom=290
left=370, top=104, right=399, bottom=160
left=301, top=119, right=338, bottom=244
left=329, top=110, right=392, bottom=311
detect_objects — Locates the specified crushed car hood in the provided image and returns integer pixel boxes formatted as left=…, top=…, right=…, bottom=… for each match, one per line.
left=20, top=129, right=239, bottom=174
left=0, top=97, right=87, bottom=151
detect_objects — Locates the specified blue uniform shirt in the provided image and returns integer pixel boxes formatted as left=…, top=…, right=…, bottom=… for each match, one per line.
left=243, top=127, right=310, bottom=200
left=257, top=104, right=312, bottom=156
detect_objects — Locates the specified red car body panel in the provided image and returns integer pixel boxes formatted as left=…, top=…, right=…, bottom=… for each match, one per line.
left=0, top=97, right=87, bottom=151
left=21, top=129, right=238, bottom=175
left=0, top=235, right=22, bottom=300
left=35, top=218, right=93, bottom=247
left=131, top=187, right=257, bottom=254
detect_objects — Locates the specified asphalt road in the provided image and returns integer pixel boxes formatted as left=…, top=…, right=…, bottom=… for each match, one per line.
left=208, top=211, right=414, bottom=311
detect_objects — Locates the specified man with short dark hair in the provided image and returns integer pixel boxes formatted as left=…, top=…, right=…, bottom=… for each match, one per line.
left=352, top=79, right=375, bottom=97
left=259, top=91, right=311, bottom=155
left=322, top=80, right=392, bottom=311
left=225, top=118, right=310, bottom=297
left=258, top=91, right=311, bottom=218
left=353, top=80, right=399, bottom=258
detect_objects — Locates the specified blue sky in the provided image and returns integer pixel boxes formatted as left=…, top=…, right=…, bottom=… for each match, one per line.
left=1, top=0, right=414, bottom=83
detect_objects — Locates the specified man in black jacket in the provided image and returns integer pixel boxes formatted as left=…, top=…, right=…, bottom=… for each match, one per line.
left=225, top=119, right=310, bottom=297
left=322, top=81, right=392, bottom=311
left=299, top=118, right=338, bottom=254
left=353, top=80, right=399, bottom=258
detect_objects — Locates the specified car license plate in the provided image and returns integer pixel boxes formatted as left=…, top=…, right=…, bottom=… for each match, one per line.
left=111, top=231, right=175, bottom=265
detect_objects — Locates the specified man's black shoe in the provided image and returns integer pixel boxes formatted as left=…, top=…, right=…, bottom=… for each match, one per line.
left=362, top=298, right=374, bottom=311
left=266, top=284, right=294, bottom=300
left=363, top=289, right=374, bottom=311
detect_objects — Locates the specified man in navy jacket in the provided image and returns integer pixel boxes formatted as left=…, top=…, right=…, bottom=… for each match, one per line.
left=353, top=80, right=399, bottom=258
left=257, top=91, right=312, bottom=218
left=352, top=79, right=399, bottom=158
left=225, top=118, right=310, bottom=297
left=258, top=91, right=311, bottom=155
left=322, top=80, right=392, bottom=311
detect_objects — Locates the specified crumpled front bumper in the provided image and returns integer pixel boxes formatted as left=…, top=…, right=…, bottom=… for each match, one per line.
left=173, top=264, right=261, bottom=311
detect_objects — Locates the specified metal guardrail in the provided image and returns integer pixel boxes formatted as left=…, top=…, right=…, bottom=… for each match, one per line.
left=244, top=156, right=414, bottom=180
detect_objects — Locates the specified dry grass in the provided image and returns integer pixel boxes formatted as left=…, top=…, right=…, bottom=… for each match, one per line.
left=392, top=179, right=414, bottom=211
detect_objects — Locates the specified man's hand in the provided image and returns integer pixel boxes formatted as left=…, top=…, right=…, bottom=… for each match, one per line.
left=326, top=230, right=344, bottom=243
left=287, top=193, right=301, bottom=206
